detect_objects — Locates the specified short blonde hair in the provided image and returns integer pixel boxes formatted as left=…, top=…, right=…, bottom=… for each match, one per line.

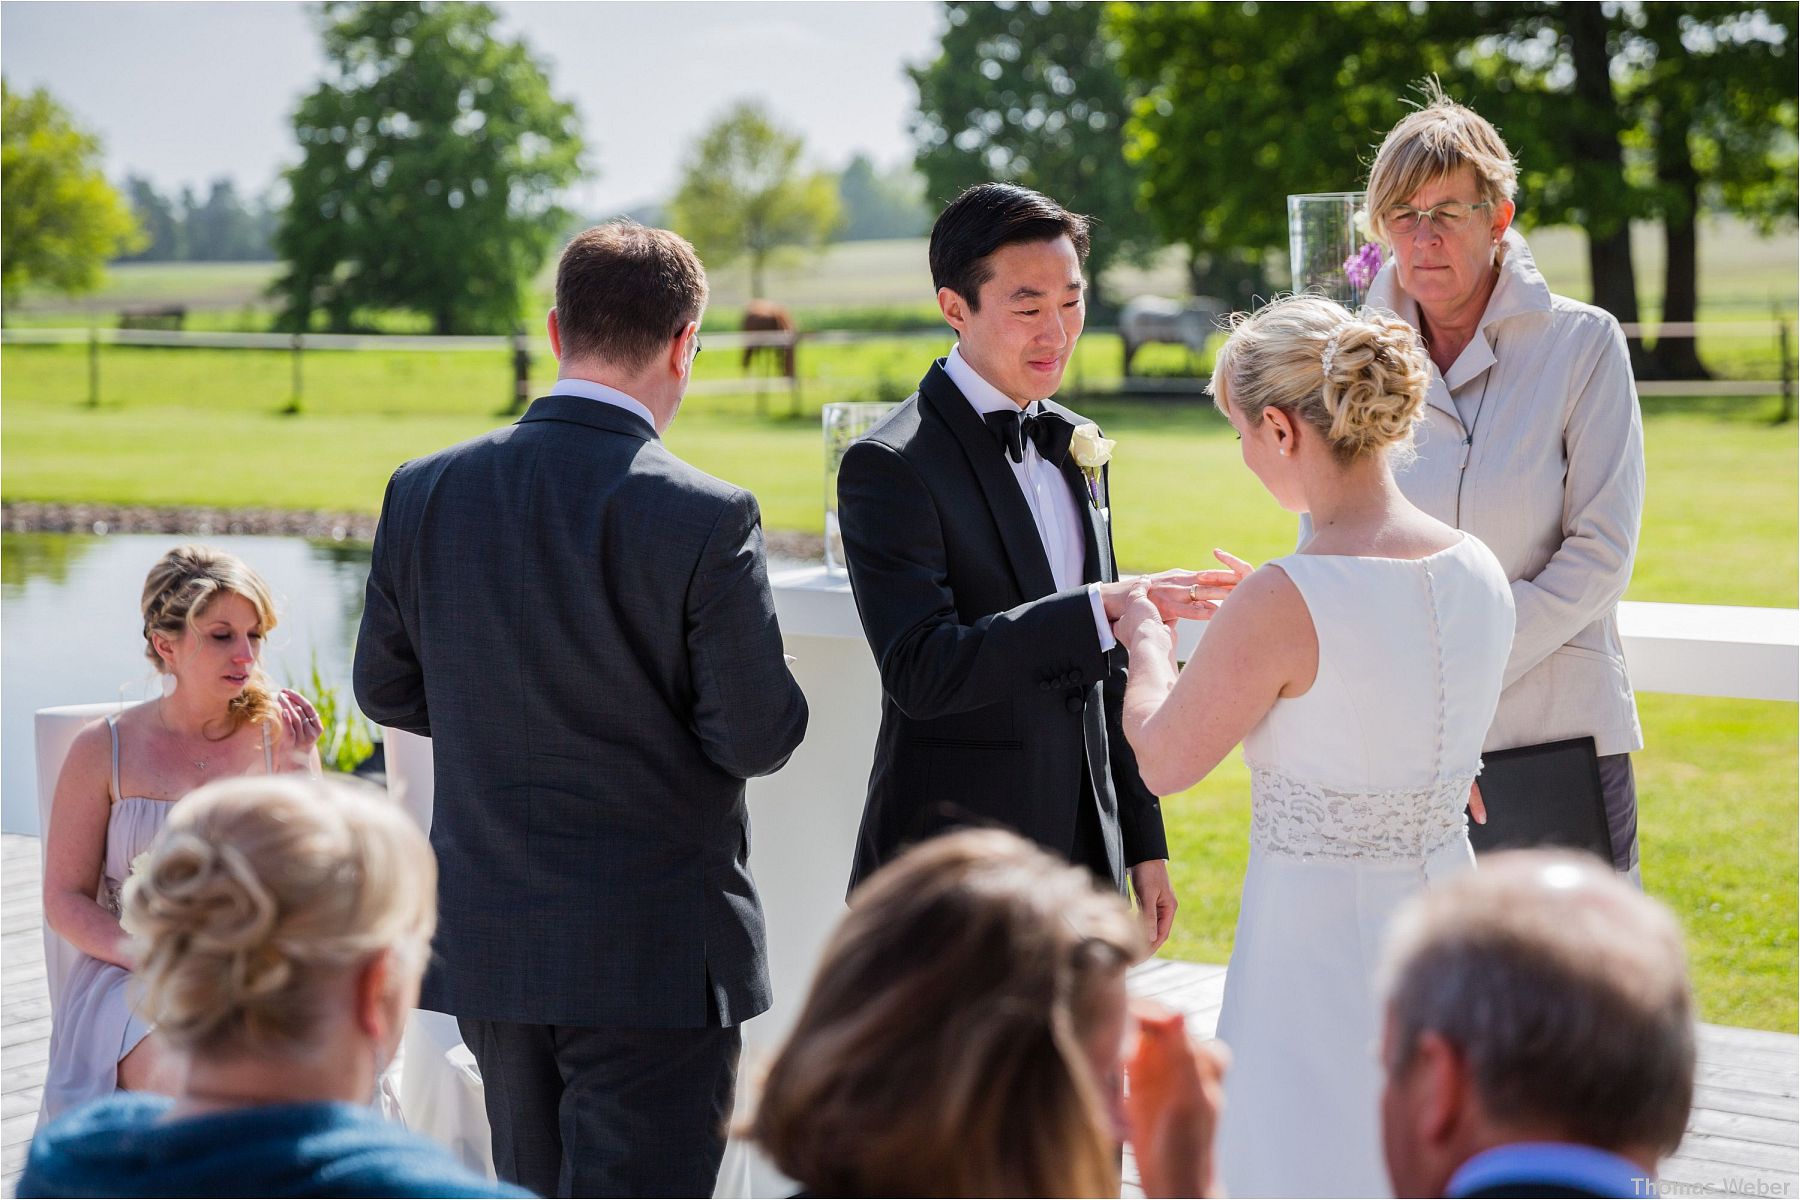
left=1366, top=81, right=1518, bottom=242
left=141, top=544, right=280, bottom=732
left=1210, top=294, right=1430, bottom=462
left=123, top=775, right=436, bottom=1058
left=747, top=830, right=1146, bottom=1198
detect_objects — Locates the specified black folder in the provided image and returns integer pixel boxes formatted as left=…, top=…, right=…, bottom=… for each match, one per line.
left=1465, top=736, right=1614, bottom=863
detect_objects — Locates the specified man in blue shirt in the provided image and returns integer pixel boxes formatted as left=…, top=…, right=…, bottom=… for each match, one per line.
left=1377, top=851, right=1696, bottom=1199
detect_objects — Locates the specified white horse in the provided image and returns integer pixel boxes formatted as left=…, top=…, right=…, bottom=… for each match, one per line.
left=1119, top=294, right=1226, bottom=375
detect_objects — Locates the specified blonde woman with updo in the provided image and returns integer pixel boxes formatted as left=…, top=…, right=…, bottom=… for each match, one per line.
left=21, top=776, right=528, bottom=1198
left=748, top=828, right=1197, bottom=1198
left=40, top=545, right=324, bottom=1125
left=1112, top=296, right=1516, bottom=1197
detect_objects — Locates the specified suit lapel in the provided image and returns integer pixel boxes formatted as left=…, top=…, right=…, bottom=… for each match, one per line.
left=1044, top=399, right=1109, bottom=585
left=918, top=362, right=1058, bottom=599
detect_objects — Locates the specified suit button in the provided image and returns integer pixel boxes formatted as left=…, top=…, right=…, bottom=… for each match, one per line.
left=1066, top=695, right=1084, bottom=714
left=1040, top=681, right=1053, bottom=692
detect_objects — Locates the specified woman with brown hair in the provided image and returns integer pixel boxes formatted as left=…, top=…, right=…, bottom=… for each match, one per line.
left=747, top=828, right=1147, bottom=1198
left=39, top=545, right=324, bottom=1124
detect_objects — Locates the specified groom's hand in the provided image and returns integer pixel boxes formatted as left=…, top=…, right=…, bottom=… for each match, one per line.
left=1130, top=858, right=1178, bottom=955
left=1102, top=551, right=1256, bottom=625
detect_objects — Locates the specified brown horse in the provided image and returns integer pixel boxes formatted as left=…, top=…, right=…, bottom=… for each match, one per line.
left=741, top=301, right=797, bottom=378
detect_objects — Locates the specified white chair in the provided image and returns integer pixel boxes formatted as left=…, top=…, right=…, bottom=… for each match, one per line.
left=35, top=702, right=136, bottom=1015
left=383, top=727, right=498, bottom=1181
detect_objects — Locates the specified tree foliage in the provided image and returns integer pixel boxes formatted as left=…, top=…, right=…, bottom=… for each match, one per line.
left=0, top=81, right=143, bottom=300
left=1110, top=1, right=1796, bottom=345
left=122, top=175, right=280, bottom=262
left=837, top=153, right=931, bottom=241
left=909, top=0, right=1156, bottom=306
left=274, top=2, right=584, bottom=334
left=669, top=100, right=843, bottom=300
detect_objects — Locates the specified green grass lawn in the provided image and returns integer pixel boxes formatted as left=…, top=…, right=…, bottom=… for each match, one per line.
left=4, top=303, right=1795, bottom=1032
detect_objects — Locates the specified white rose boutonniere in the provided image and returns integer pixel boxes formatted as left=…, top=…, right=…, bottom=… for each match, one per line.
left=1070, top=422, right=1115, bottom=506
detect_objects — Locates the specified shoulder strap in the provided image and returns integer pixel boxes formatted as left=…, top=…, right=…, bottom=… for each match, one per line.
left=105, top=714, right=122, bottom=803
left=262, top=720, right=274, bottom=774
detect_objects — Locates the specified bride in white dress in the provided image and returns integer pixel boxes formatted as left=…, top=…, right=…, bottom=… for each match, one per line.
left=1113, top=296, right=1515, bottom=1198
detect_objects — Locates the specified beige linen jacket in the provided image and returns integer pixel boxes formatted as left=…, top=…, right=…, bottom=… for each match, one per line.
left=1366, top=229, right=1645, bottom=756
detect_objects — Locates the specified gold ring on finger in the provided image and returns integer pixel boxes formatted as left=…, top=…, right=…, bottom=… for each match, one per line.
left=1189, top=584, right=1200, bottom=600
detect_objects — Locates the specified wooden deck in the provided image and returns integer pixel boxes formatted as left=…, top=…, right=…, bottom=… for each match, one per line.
left=4, top=831, right=1795, bottom=1197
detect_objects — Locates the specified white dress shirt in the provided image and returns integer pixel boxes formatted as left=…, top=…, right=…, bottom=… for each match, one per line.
left=550, top=376, right=658, bottom=431
left=944, top=345, right=1116, bottom=652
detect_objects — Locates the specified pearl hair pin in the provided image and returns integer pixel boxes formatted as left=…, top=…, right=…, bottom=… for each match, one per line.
left=1321, top=328, right=1347, bottom=376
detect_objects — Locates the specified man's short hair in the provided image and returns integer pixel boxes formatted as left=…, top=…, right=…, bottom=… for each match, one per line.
left=554, top=221, right=708, bottom=370
left=928, top=183, right=1090, bottom=311
left=1379, top=851, right=1696, bottom=1155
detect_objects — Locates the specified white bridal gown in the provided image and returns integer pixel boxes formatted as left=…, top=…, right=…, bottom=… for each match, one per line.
left=1214, top=533, right=1514, bottom=1198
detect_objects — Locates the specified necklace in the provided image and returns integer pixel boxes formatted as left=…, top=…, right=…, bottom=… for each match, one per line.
left=158, top=703, right=217, bottom=772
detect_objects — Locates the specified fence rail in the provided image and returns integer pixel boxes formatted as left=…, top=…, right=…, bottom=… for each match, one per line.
left=5, top=320, right=1793, bottom=417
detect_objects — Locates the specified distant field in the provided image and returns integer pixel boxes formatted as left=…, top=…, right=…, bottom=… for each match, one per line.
left=7, top=216, right=1794, bottom=327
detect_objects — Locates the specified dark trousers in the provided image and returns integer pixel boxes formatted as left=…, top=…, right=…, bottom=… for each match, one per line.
left=458, top=1016, right=741, bottom=1199
left=1069, top=767, right=1124, bottom=891
left=1597, top=752, right=1640, bottom=879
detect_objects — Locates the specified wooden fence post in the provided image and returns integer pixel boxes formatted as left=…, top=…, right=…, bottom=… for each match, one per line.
left=1777, top=314, right=1794, bottom=425
left=285, top=334, right=304, bottom=414
left=87, top=327, right=100, bottom=408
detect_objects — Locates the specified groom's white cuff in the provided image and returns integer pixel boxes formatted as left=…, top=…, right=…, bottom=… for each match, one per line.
left=1087, top=585, right=1117, bottom=653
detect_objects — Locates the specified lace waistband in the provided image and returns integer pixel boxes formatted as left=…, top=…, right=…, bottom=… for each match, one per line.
left=1249, top=766, right=1475, bottom=864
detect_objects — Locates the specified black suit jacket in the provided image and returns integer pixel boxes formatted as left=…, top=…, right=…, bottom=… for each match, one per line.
left=354, top=395, right=808, bottom=1029
left=836, top=360, right=1167, bottom=892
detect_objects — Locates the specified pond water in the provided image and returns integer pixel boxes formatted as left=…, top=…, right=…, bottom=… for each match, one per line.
left=2, top=533, right=374, bottom=835
left=2, top=533, right=807, bottom=836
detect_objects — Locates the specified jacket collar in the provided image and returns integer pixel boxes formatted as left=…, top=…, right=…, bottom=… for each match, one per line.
left=918, top=362, right=1107, bottom=592
left=517, top=393, right=659, bottom=442
left=1365, top=228, right=1554, bottom=417
left=918, top=360, right=1059, bottom=598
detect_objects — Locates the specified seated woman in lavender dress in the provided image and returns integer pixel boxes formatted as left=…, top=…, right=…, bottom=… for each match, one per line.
left=39, top=545, right=323, bottom=1125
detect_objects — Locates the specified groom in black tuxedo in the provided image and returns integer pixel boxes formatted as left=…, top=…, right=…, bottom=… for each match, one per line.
left=836, top=184, right=1227, bottom=950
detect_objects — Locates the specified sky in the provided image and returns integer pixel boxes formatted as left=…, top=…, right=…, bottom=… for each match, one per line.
left=0, top=1, right=946, bottom=213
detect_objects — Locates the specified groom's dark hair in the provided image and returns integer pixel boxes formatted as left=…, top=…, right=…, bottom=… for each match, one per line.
left=555, top=221, right=708, bottom=369
left=929, top=184, right=1090, bottom=311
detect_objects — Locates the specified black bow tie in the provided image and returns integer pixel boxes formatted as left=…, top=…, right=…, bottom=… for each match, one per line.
left=983, top=407, right=1074, bottom=467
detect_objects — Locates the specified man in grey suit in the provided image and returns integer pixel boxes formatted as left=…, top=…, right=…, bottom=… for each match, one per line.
left=354, top=221, right=808, bottom=1198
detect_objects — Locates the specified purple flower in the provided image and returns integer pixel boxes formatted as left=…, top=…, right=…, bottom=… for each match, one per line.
left=1344, top=241, right=1384, bottom=291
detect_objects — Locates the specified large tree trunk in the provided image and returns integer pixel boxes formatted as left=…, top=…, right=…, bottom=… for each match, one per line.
left=1564, top=2, right=1652, bottom=376
left=1651, top=101, right=1709, bottom=379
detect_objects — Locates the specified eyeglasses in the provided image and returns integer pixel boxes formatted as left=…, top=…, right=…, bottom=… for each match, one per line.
left=1383, top=200, right=1494, bottom=236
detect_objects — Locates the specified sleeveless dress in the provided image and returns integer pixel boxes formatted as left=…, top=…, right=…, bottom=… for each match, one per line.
left=38, top=715, right=272, bottom=1128
left=1214, top=534, right=1515, bottom=1198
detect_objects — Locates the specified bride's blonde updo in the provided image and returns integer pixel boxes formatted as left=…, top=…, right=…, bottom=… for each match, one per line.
left=121, top=775, right=436, bottom=1057
left=140, top=544, right=280, bottom=732
left=1210, top=295, right=1431, bottom=462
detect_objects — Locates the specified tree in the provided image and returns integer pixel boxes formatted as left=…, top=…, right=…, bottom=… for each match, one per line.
left=1630, top=3, right=1796, bottom=377
left=0, top=81, right=143, bottom=299
left=669, top=101, right=842, bottom=300
left=1110, top=3, right=1438, bottom=305
left=274, top=2, right=584, bottom=334
left=837, top=153, right=931, bottom=241
left=120, top=175, right=184, bottom=262
left=909, top=1, right=1158, bottom=308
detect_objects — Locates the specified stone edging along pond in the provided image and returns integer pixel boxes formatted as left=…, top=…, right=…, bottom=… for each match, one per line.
left=1, top=501, right=826, bottom=563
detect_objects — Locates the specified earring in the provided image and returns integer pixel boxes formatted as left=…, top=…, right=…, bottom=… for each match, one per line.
left=1279, top=447, right=1289, bottom=457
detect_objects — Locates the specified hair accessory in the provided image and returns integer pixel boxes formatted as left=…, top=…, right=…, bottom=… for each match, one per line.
left=1321, top=328, right=1347, bottom=377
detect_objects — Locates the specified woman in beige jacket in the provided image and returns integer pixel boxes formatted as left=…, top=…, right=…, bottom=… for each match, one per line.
left=1361, top=89, right=1646, bottom=877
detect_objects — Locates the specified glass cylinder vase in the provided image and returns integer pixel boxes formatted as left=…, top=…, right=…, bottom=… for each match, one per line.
left=823, top=401, right=897, bottom=573
left=1287, top=191, right=1383, bottom=308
